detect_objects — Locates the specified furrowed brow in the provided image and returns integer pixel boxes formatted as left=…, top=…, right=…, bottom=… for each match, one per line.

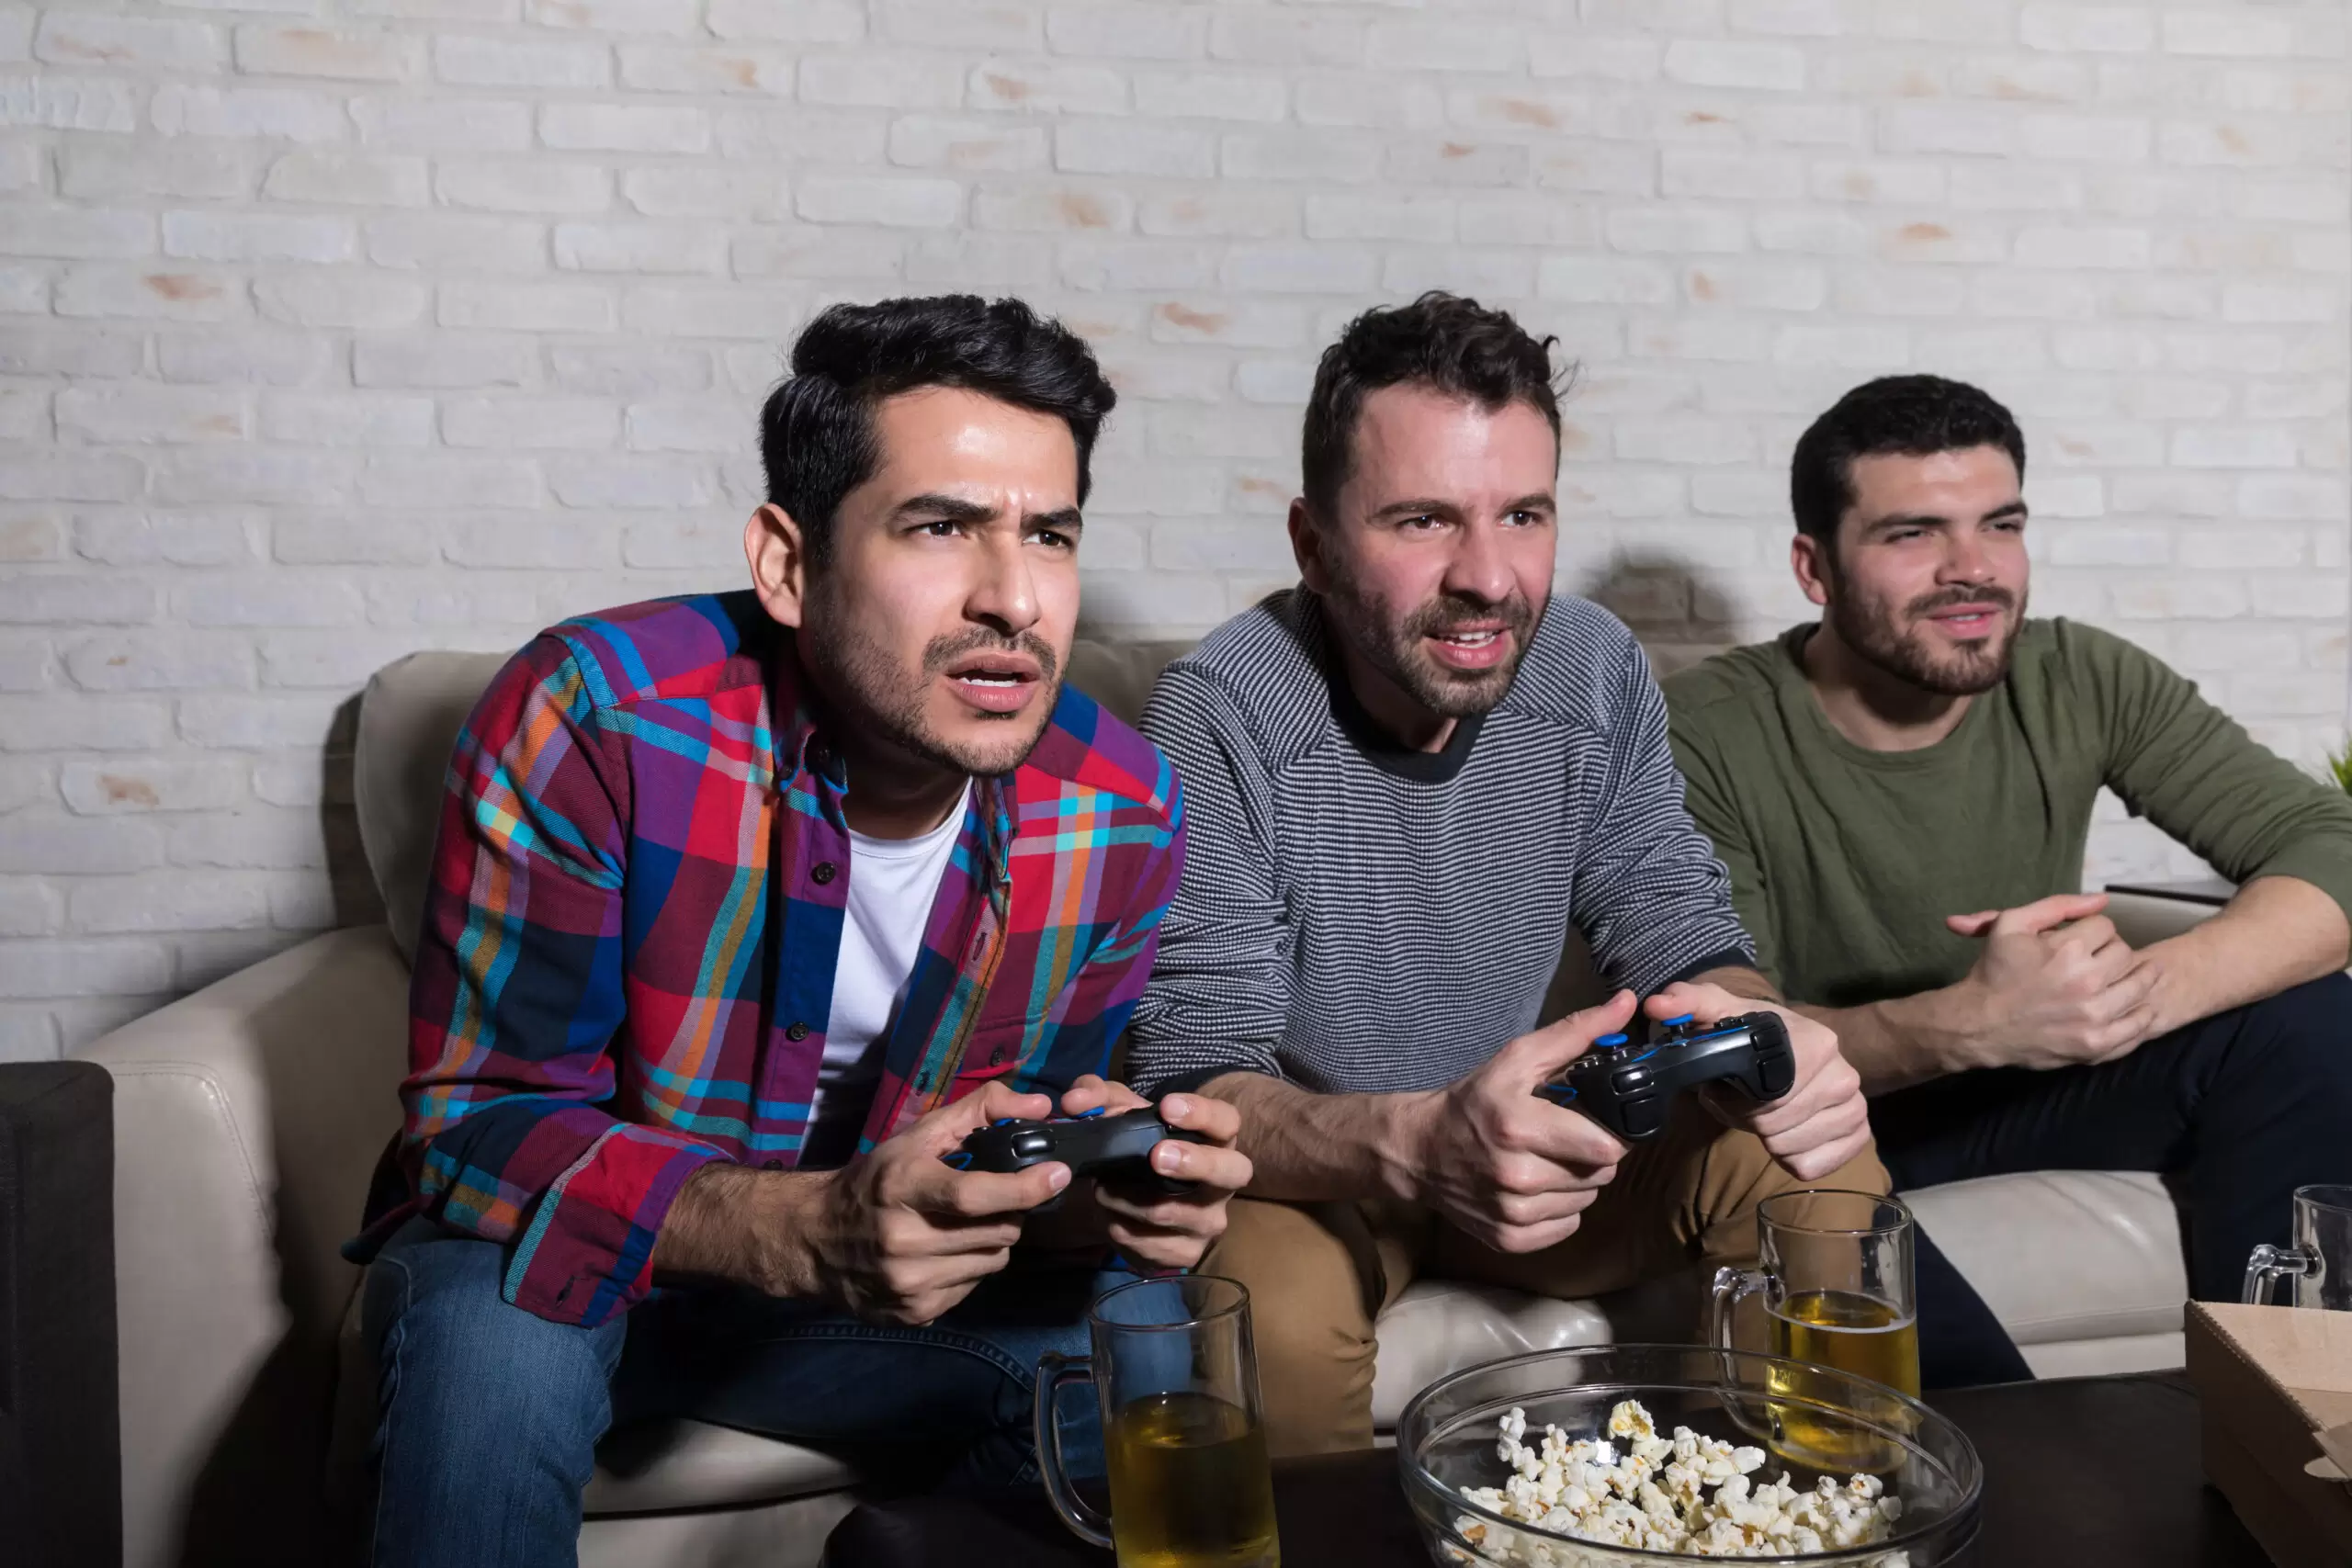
left=893, top=492, right=999, bottom=525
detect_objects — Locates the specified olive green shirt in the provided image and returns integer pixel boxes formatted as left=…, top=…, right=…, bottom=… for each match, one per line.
left=1662, top=618, right=2352, bottom=1010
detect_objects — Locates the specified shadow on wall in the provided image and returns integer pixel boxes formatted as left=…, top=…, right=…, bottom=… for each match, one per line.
left=1573, top=547, right=1752, bottom=678
left=321, top=694, right=390, bottom=936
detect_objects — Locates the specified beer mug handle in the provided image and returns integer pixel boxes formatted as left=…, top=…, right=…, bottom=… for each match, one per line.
left=2243, top=1242, right=2314, bottom=1304
left=1035, top=1351, right=1114, bottom=1551
left=1711, top=1264, right=1774, bottom=1353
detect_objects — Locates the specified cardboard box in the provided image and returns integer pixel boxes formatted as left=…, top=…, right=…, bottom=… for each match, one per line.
left=2185, top=1301, right=2352, bottom=1568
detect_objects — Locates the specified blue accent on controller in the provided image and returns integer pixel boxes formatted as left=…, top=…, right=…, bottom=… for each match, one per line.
left=1534, top=1009, right=1796, bottom=1141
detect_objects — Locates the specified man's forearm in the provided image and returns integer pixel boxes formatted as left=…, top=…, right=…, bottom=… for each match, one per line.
left=1788, top=993, right=1976, bottom=1097
left=650, top=1162, right=830, bottom=1297
left=1198, top=1071, right=1431, bottom=1203
left=2134, top=874, right=2350, bottom=1037
left=1701, top=963, right=1961, bottom=1097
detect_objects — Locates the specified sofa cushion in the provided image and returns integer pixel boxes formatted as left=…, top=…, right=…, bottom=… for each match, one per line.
left=356, top=650, right=507, bottom=966
left=1901, top=1168, right=2187, bottom=1345
left=355, top=639, right=1196, bottom=965
left=586, top=1420, right=860, bottom=1517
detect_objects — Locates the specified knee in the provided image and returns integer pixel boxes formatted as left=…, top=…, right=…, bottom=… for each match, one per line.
left=1203, top=1201, right=1374, bottom=1371
left=370, top=1235, right=615, bottom=1473
left=2235, top=973, right=2352, bottom=1091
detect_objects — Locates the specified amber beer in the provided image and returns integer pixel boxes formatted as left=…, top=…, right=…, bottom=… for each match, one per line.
left=1714, top=1192, right=1922, bottom=1472
left=1768, top=1289, right=1922, bottom=1398
left=1038, top=1278, right=1280, bottom=1568
left=1764, top=1289, right=1922, bottom=1472
left=1104, top=1391, right=1280, bottom=1568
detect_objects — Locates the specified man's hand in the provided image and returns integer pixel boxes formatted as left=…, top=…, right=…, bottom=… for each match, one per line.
left=1649, top=981, right=1871, bottom=1181
left=1942, top=892, right=2161, bottom=1071
left=1404, top=992, right=1637, bottom=1255
left=1041, top=1076, right=1253, bottom=1270
left=655, top=1080, right=1072, bottom=1326
left=807, top=1081, right=1080, bottom=1324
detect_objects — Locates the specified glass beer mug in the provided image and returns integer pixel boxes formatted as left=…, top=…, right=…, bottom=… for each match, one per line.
left=1036, top=1275, right=1280, bottom=1568
left=1711, top=1190, right=1921, bottom=1472
left=2243, top=1184, right=2352, bottom=1310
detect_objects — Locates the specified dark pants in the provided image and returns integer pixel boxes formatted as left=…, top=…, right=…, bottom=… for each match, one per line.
left=1879, top=973, right=2352, bottom=1387
left=361, top=1215, right=1126, bottom=1568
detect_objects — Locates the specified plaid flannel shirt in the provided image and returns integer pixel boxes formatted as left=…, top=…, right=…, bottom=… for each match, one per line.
left=352, top=591, right=1185, bottom=1327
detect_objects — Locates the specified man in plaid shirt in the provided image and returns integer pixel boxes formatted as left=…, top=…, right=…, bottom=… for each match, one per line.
left=351, top=297, right=1251, bottom=1568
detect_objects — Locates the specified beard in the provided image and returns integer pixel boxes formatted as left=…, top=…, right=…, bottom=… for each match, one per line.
left=1828, top=576, right=2024, bottom=697
left=1320, top=557, right=1543, bottom=721
left=806, top=597, right=1063, bottom=779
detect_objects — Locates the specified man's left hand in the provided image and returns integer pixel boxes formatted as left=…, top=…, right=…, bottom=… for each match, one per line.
left=1053, top=1076, right=1253, bottom=1270
left=1645, top=982, right=1871, bottom=1181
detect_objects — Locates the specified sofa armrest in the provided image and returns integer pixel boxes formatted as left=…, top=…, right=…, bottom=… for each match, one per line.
left=75, top=926, right=410, bottom=1568
left=2104, top=891, right=2222, bottom=950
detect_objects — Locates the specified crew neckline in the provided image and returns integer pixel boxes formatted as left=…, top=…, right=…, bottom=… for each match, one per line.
left=848, top=782, right=971, bottom=858
left=1773, top=624, right=1997, bottom=772
left=1306, top=594, right=1487, bottom=784
left=1326, top=655, right=1487, bottom=783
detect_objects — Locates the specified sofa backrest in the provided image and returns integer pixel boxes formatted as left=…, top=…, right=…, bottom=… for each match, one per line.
left=353, top=638, right=1199, bottom=965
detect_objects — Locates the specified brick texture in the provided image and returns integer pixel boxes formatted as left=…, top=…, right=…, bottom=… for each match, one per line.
left=1, top=0, right=2348, bottom=1053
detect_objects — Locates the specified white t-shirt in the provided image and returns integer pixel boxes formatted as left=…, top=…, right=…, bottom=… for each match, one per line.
left=803, top=785, right=968, bottom=1159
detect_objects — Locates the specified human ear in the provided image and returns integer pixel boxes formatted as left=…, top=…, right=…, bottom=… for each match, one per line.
left=1288, top=498, right=1329, bottom=593
left=744, top=504, right=810, bottom=628
left=1791, top=532, right=1833, bottom=611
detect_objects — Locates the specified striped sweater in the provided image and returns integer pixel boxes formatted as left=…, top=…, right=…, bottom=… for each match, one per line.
left=1125, top=588, right=1748, bottom=1098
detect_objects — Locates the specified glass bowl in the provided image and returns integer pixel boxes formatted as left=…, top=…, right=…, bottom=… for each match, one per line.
left=1396, top=1344, right=1982, bottom=1566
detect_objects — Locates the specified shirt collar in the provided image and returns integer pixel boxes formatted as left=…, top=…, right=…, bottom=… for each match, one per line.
left=765, top=630, right=1019, bottom=895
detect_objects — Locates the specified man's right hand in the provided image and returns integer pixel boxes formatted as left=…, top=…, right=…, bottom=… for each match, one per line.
left=1404, top=990, right=1638, bottom=1255
left=654, top=1081, right=1072, bottom=1325
left=1942, top=892, right=2161, bottom=1071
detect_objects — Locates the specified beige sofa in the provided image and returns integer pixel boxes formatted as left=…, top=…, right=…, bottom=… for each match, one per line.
left=79, top=639, right=2207, bottom=1568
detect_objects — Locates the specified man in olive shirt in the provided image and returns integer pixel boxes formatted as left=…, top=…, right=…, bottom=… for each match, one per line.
left=1666, top=374, right=2352, bottom=1374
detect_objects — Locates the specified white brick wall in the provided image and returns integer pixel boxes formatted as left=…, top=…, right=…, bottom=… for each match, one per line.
left=2, top=0, right=2348, bottom=1055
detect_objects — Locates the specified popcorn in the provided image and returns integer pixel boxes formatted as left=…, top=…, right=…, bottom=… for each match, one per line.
left=1450, top=1399, right=1910, bottom=1566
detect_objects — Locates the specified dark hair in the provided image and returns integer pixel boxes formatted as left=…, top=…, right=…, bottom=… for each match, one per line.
left=759, top=295, right=1115, bottom=564
left=1790, top=375, right=2026, bottom=550
left=1301, top=291, right=1568, bottom=521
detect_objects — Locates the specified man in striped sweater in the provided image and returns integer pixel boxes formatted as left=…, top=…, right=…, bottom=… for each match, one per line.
left=1125, top=293, right=1880, bottom=1457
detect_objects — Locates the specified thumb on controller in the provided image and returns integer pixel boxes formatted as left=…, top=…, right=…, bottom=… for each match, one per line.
left=1508, top=989, right=1640, bottom=1089
left=917, top=1079, right=1053, bottom=1156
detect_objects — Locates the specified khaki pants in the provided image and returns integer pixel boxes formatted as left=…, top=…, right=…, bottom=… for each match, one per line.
left=1203, top=1102, right=1891, bottom=1456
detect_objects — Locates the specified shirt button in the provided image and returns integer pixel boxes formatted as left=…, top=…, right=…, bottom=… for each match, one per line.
left=989, top=1046, right=1008, bottom=1066
left=761, top=1158, right=784, bottom=1171
left=811, top=861, right=836, bottom=886
left=786, top=1021, right=809, bottom=1042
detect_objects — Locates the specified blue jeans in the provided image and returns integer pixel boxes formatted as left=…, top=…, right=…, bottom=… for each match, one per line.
left=361, top=1215, right=1126, bottom=1568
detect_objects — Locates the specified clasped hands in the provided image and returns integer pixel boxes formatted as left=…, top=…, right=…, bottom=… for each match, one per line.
left=1939, top=891, right=2165, bottom=1071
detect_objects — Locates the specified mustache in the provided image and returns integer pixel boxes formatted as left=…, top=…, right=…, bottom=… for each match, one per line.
left=921, top=627, right=1060, bottom=682
left=1907, top=585, right=2016, bottom=618
left=1404, top=592, right=1538, bottom=640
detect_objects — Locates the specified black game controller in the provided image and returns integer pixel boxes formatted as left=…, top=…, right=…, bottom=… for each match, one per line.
left=1533, top=1010, right=1797, bottom=1142
left=944, top=1107, right=1205, bottom=1198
